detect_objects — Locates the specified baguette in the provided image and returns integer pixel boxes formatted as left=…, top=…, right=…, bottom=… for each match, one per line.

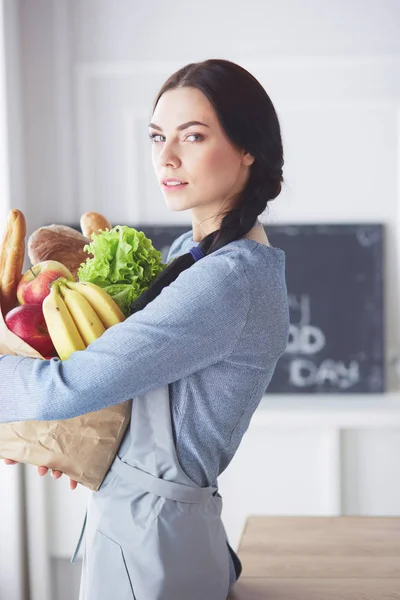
left=0, top=209, right=27, bottom=316
left=80, top=212, right=111, bottom=239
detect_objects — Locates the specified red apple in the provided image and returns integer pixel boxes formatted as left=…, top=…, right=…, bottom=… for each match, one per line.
left=17, top=260, right=75, bottom=305
left=5, top=303, right=58, bottom=358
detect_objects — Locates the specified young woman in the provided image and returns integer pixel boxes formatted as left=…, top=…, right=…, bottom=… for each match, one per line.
left=2, top=58, right=290, bottom=599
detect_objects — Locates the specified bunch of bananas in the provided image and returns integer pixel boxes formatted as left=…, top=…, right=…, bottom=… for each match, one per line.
left=42, top=278, right=125, bottom=360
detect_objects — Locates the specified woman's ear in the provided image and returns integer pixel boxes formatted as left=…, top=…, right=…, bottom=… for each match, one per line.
left=242, top=151, right=255, bottom=167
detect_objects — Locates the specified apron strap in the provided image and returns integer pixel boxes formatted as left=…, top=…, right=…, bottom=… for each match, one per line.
left=71, top=457, right=219, bottom=565
left=110, top=455, right=218, bottom=503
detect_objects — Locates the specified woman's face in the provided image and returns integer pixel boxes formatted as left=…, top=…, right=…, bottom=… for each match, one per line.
left=149, top=87, right=254, bottom=240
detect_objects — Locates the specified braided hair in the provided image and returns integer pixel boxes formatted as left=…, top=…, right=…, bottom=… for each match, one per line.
left=130, top=58, right=284, bottom=315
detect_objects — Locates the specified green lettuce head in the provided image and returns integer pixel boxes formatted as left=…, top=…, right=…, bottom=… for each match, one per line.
left=77, top=225, right=167, bottom=316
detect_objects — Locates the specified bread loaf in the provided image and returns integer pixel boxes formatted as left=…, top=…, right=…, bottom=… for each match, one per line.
left=0, top=209, right=27, bottom=316
left=80, top=212, right=111, bottom=239
left=28, top=224, right=91, bottom=279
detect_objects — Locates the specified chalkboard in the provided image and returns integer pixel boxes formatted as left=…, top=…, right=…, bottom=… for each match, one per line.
left=264, top=224, right=384, bottom=394
left=67, top=222, right=385, bottom=394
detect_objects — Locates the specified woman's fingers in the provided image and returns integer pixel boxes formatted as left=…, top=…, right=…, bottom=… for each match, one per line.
left=37, top=465, right=49, bottom=476
left=37, top=466, right=78, bottom=490
left=36, top=467, right=62, bottom=478
left=6, top=461, right=57, bottom=478
left=51, top=471, right=79, bottom=490
left=7, top=461, right=54, bottom=478
left=6, top=461, right=78, bottom=490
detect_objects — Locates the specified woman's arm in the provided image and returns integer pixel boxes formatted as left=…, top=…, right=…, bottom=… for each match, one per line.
left=0, top=253, right=250, bottom=423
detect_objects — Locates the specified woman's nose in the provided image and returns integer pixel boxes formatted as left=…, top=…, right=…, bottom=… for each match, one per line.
left=160, top=145, right=181, bottom=168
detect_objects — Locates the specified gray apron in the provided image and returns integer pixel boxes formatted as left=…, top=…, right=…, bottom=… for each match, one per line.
left=71, top=384, right=232, bottom=599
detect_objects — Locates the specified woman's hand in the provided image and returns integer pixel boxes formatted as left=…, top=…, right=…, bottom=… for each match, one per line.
left=3, top=459, right=78, bottom=490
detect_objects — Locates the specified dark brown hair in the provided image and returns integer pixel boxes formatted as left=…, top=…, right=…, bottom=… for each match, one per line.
left=130, top=58, right=284, bottom=314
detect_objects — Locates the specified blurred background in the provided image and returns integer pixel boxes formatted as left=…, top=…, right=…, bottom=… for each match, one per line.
left=0, top=1, right=399, bottom=599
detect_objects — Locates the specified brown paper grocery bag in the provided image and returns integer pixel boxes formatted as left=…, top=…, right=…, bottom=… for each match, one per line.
left=0, top=290, right=132, bottom=491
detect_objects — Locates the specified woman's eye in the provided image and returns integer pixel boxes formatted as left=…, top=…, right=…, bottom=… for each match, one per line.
left=185, top=133, right=204, bottom=142
left=148, top=133, right=204, bottom=143
left=148, top=133, right=164, bottom=142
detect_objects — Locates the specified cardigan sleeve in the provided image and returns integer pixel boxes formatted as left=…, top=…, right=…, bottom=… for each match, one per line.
left=0, top=252, right=250, bottom=422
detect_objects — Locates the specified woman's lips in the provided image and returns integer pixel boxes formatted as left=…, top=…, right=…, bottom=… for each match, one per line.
left=162, top=182, right=189, bottom=191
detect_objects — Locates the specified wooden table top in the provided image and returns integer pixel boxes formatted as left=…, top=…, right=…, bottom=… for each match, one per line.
left=227, top=516, right=400, bottom=600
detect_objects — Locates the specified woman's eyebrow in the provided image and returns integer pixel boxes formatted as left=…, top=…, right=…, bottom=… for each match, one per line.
left=148, top=121, right=210, bottom=131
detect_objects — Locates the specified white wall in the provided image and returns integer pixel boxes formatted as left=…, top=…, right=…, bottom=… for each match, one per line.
left=0, top=3, right=28, bottom=598
left=3, top=0, right=400, bottom=589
